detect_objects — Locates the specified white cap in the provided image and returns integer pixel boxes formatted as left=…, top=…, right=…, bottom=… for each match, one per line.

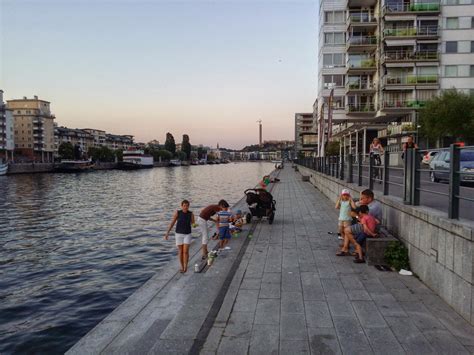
left=341, top=189, right=351, bottom=196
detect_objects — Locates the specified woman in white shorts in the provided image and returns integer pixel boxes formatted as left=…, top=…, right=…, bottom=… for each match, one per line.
left=164, top=200, right=195, bottom=273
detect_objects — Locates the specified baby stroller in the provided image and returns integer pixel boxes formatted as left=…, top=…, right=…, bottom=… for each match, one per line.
left=244, top=188, right=276, bottom=224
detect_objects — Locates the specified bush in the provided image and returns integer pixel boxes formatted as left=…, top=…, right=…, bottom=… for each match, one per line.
left=384, top=241, right=410, bottom=271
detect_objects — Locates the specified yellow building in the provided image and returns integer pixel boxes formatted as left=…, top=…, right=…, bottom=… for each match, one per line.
left=7, top=96, right=56, bottom=162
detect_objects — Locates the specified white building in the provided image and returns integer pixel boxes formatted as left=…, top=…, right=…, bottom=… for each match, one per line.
left=0, top=90, right=15, bottom=161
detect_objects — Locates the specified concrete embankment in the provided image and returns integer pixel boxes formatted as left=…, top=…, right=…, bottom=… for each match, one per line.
left=7, top=163, right=54, bottom=174
left=297, top=164, right=474, bottom=326
left=67, top=170, right=279, bottom=354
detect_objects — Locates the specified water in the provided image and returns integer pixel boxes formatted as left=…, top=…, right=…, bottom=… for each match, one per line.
left=0, top=162, right=273, bottom=354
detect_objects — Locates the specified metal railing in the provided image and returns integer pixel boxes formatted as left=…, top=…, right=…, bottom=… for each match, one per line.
left=347, top=59, right=376, bottom=69
left=296, top=144, right=474, bottom=221
left=383, top=50, right=439, bottom=61
left=347, top=36, right=377, bottom=45
left=383, top=26, right=439, bottom=37
left=346, top=103, right=375, bottom=112
left=383, top=2, right=440, bottom=13
left=346, top=81, right=375, bottom=91
left=382, top=100, right=426, bottom=109
left=384, top=75, right=439, bottom=85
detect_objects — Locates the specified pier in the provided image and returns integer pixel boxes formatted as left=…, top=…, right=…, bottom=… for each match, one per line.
left=68, top=167, right=474, bottom=354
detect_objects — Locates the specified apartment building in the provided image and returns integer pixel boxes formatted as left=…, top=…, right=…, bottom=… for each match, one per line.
left=0, top=90, right=14, bottom=161
left=105, top=134, right=134, bottom=151
left=295, top=112, right=318, bottom=157
left=56, top=127, right=94, bottom=155
left=83, top=128, right=107, bottom=147
left=7, top=96, right=56, bottom=162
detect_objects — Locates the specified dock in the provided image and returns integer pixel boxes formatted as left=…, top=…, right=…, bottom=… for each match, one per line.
left=68, top=167, right=474, bottom=354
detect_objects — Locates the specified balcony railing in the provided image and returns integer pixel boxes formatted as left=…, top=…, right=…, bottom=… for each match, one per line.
left=347, top=12, right=377, bottom=24
left=383, top=50, right=439, bottom=61
left=383, top=26, right=439, bottom=37
left=347, top=58, right=376, bottom=69
left=347, top=36, right=377, bottom=45
left=346, top=81, right=376, bottom=90
left=382, top=100, right=427, bottom=109
left=384, top=75, right=439, bottom=85
left=347, top=103, right=376, bottom=112
left=383, top=2, right=440, bottom=13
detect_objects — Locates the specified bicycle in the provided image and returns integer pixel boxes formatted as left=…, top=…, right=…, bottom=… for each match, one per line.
left=372, top=153, right=382, bottom=183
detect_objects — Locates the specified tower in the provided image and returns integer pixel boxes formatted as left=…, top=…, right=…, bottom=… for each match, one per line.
left=257, top=120, right=262, bottom=147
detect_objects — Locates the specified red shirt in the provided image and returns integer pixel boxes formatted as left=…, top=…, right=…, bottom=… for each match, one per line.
left=360, top=214, right=377, bottom=234
left=199, top=205, right=221, bottom=220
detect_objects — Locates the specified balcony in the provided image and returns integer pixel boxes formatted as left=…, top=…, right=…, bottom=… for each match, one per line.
left=347, top=36, right=377, bottom=52
left=347, top=58, right=376, bottom=74
left=383, top=75, right=439, bottom=86
left=383, top=2, right=440, bottom=15
left=33, top=118, right=44, bottom=125
left=382, top=100, right=427, bottom=110
left=346, top=103, right=376, bottom=114
left=347, top=12, right=377, bottom=28
left=382, top=50, right=439, bottom=63
left=348, top=0, right=377, bottom=8
left=383, top=26, right=439, bottom=39
left=345, top=81, right=376, bottom=93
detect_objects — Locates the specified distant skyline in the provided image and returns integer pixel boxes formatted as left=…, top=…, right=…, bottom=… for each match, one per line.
left=1, top=0, right=318, bottom=149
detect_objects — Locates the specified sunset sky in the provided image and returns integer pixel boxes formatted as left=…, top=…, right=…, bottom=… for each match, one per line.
left=1, top=0, right=318, bottom=149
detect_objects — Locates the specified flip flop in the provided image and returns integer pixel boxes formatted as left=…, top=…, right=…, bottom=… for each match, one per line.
left=336, top=251, right=350, bottom=256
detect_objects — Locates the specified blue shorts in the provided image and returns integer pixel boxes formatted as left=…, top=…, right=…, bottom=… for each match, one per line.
left=355, top=232, right=369, bottom=246
left=219, top=226, right=231, bottom=240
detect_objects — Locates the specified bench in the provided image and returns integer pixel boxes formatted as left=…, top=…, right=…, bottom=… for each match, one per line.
left=365, top=226, right=398, bottom=266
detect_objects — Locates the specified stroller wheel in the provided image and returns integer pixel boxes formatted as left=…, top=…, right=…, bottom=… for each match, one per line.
left=268, top=212, right=275, bottom=224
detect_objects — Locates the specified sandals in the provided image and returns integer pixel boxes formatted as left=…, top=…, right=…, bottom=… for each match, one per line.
left=353, top=258, right=365, bottom=264
left=336, top=251, right=350, bottom=256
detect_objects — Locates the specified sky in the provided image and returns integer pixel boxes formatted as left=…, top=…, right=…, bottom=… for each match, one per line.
left=1, top=0, right=318, bottom=149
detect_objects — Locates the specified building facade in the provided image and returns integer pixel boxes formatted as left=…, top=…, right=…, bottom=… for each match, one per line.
left=7, top=96, right=56, bottom=162
left=105, top=134, right=134, bottom=151
left=0, top=90, right=14, bottom=161
left=83, top=128, right=107, bottom=147
left=56, top=127, right=94, bottom=156
left=317, top=0, right=474, bottom=158
left=295, top=112, right=318, bottom=157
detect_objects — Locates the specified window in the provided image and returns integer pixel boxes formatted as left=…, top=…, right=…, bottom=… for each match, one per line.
left=445, top=65, right=458, bottom=77
left=324, top=32, right=345, bottom=45
left=323, top=75, right=344, bottom=88
left=470, top=65, right=474, bottom=76
left=446, top=41, right=458, bottom=53
left=471, top=41, right=474, bottom=52
left=322, top=53, right=345, bottom=67
left=472, top=17, right=474, bottom=28
left=446, top=17, right=459, bottom=29
left=325, top=11, right=344, bottom=23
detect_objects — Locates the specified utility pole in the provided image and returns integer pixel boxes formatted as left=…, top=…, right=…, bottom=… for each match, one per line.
left=257, top=119, right=262, bottom=147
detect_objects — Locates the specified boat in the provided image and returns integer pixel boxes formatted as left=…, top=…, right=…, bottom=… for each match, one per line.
left=199, top=159, right=207, bottom=165
left=0, top=162, right=8, bottom=176
left=54, top=160, right=95, bottom=173
left=118, top=148, right=154, bottom=170
left=190, top=160, right=199, bottom=166
left=169, top=159, right=182, bottom=167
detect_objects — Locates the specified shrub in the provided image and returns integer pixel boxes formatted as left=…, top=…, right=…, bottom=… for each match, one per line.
left=384, top=241, right=410, bottom=271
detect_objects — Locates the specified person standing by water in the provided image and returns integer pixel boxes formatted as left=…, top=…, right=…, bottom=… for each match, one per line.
left=197, top=200, right=227, bottom=260
left=217, top=201, right=232, bottom=251
left=164, top=200, right=195, bottom=273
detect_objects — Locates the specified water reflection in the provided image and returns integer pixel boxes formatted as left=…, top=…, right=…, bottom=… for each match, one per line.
left=0, top=162, right=272, bottom=353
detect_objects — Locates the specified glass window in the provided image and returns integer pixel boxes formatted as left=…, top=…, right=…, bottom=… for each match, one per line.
left=334, top=32, right=344, bottom=44
left=471, top=41, right=474, bottom=52
left=446, top=41, right=458, bottom=53
left=324, top=33, right=333, bottom=44
left=472, top=17, right=474, bottom=28
left=445, top=65, right=458, bottom=77
left=325, top=12, right=334, bottom=23
left=470, top=65, right=474, bottom=76
left=446, top=17, right=459, bottom=29
left=334, top=11, right=344, bottom=23
left=323, top=54, right=332, bottom=66
left=334, top=53, right=344, bottom=65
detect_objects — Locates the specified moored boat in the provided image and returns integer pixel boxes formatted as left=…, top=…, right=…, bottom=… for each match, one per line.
left=169, top=159, right=182, bottom=166
left=54, top=160, right=94, bottom=173
left=118, top=148, right=154, bottom=170
left=0, top=162, right=8, bottom=176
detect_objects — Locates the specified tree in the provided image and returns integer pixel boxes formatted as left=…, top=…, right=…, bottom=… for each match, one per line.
left=164, top=133, right=176, bottom=154
left=115, top=149, right=123, bottom=162
left=419, top=90, right=474, bottom=144
left=176, top=151, right=187, bottom=161
left=197, top=147, right=207, bottom=159
left=326, top=141, right=340, bottom=156
left=181, top=134, right=191, bottom=160
left=88, top=146, right=116, bottom=162
left=58, top=142, right=74, bottom=160
left=157, top=149, right=173, bottom=161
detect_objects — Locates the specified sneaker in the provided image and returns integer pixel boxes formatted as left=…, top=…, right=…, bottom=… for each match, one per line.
left=224, top=246, right=231, bottom=250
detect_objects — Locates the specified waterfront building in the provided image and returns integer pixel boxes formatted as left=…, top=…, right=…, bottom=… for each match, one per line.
left=317, top=0, right=474, bottom=158
left=295, top=112, right=318, bottom=157
left=83, top=128, right=107, bottom=147
left=7, top=95, right=56, bottom=162
left=56, top=127, right=94, bottom=156
left=105, top=134, right=134, bottom=151
left=0, top=90, right=14, bottom=162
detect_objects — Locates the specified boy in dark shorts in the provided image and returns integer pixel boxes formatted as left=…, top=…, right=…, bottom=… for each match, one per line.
left=353, top=205, right=378, bottom=263
left=217, top=203, right=233, bottom=251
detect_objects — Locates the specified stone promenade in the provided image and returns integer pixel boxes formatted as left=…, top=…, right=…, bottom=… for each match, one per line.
left=203, top=167, right=474, bottom=354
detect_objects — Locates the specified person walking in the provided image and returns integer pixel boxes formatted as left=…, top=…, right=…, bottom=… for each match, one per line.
left=164, top=200, right=195, bottom=273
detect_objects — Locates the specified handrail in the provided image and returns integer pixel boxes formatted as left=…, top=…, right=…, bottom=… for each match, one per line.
left=383, top=2, right=440, bottom=13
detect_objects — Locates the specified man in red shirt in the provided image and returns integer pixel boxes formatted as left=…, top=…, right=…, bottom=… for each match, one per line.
left=197, top=200, right=228, bottom=259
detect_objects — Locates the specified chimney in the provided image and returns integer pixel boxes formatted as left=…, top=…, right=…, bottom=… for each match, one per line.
left=34, top=95, right=38, bottom=100
left=23, top=96, right=27, bottom=100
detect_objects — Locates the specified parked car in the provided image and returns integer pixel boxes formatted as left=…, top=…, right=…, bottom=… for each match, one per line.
left=429, top=149, right=474, bottom=183
left=422, top=150, right=438, bottom=165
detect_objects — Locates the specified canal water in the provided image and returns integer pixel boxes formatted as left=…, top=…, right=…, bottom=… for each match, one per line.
left=0, top=162, right=273, bottom=354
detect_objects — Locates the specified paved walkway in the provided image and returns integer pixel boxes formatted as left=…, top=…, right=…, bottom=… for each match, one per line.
left=203, top=167, right=474, bottom=354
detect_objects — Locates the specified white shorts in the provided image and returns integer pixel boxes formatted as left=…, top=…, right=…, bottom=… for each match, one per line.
left=175, top=233, right=192, bottom=246
left=197, top=216, right=209, bottom=245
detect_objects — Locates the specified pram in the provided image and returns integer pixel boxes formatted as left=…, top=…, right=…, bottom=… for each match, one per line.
left=244, top=188, right=276, bottom=224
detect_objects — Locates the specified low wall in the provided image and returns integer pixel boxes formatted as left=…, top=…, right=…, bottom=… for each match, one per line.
left=94, top=162, right=117, bottom=170
left=298, top=165, right=474, bottom=326
left=7, top=163, right=54, bottom=174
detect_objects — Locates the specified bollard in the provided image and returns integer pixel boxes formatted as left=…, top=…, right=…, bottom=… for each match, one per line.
left=448, top=144, right=461, bottom=219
